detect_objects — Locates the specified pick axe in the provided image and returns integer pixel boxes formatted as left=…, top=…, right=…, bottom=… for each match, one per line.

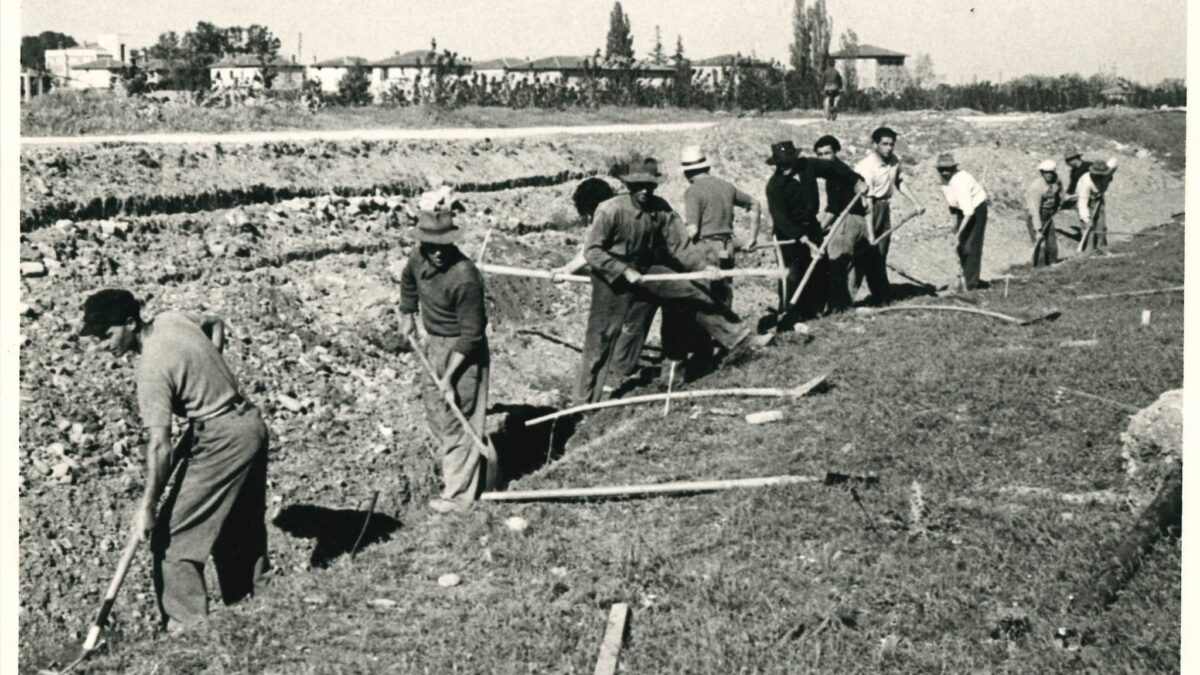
left=787, top=194, right=863, bottom=308
left=408, top=337, right=501, bottom=490
left=867, top=208, right=922, bottom=246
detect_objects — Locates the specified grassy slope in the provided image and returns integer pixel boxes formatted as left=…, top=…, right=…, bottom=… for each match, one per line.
left=63, top=222, right=1183, bottom=674
left=1072, top=110, right=1187, bottom=174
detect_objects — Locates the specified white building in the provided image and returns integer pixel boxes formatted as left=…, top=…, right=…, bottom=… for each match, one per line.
left=209, top=55, right=306, bottom=90
left=95, top=33, right=130, bottom=64
left=71, top=57, right=125, bottom=89
left=307, top=56, right=368, bottom=93
left=692, top=55, right=773, bottom=87
left=471, top=58, right=531, bottom=84
left=829, top=44, right=908, bottom=93
left=44, top=44, right=112, bottom=89
left=370, top=49, right=470, bottom=101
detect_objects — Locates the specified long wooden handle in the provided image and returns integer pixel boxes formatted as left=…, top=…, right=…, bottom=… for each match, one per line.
left=82, top=535, right=140, bottom=651
left=1077, top=207, right=1099, bottom=253
left=525, top=370, right=830, bottom=427
left=481, top=474, right=821, bottom=502
left=869, top=209, right=921, bottom=245
left=408, top=338, right=500, bottom=487
left=788, top=194, right=862, bottom=307
left=477, top=263, right=785, bottom=283
left=478, top=263, right=590, bottom=283
left=862, top=304, right=1024, bottom=324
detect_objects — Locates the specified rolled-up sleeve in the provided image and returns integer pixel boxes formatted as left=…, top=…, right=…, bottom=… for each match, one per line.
left=136, top=361, right=174, bottom=428
left=399, top=254, right=419, bottom=314
left=452, top=268, right=487, bottom=356
left=1077, top=178, right=1094, bottom=222
left=733, top=186, right=755, bottom=209
left=584, top=208, right=628, bottom=284
left=683, top=187, right=703, bottom=226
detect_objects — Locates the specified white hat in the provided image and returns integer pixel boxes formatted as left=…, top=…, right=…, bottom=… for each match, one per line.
left=1107, top=156, right=1120, bottom=171
left=680, top=145, right=712, bottom=171
left=1038, top=159, right=1057, bottom=172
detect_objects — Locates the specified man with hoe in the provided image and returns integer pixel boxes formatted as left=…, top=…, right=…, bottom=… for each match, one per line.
left=753, top=140, right=863, bottom=323
left=80, top=289, right=270, bottom=632
left=572, top=166, right=753, bottom=404
left=935, top=153, right=991, bottom=291
left=1075, top=158, right=1117, bottom=251
left=399, top=208, right=496, bottom=513
left=1025, top=159, right=1063, bottom=266
left=810, top=134, right=877, bottom=312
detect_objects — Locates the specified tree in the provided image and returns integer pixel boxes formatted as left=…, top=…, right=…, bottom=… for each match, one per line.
left=789, top=0, right=811, bottom=80
left=806, top=0, right=832, bottom=73
left=338, top=62, right=373, bottom=106
left=910, top=53, right=937, bottom=89
left=21, top=31, right=78, bottom=71
left=652, top=25, right=666, bottom=65
left=605, top=2, right=634, bottom=60
left=838, top=29, right=859, bottom=92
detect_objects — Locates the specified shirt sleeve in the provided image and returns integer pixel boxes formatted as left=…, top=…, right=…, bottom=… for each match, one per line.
left=952, top=175, right=979, bottom=218
left=683, top=186, right=702, bottom=226
left=1025, top=181, right=1044, bottom=219
left=732, top=186, right=755, bottom=209
left=136, top=360, right=174, bottom=428
left=399, top=253, right=419, bottom=314
left=451, top=267, right=487, bottom=356
left=1077, top=178, right=1093, bottom=222
left=893, top=162, right=904, bottom=187
left=583, top=206, right=628, bottom=284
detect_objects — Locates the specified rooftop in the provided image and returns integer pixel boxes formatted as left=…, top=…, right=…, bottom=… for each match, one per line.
left=473, top=57, right=531, bottom=70
left=829, top=44, right=908, bottom=60
left=371, top=49, right=467, bottom=67
left=210, top=54, right=304, bottom=69
left=73, top=57, right=126, bottom=71
left=312, top=56, right=368, bottom=68
left=693, top=54, right=774, bottom=67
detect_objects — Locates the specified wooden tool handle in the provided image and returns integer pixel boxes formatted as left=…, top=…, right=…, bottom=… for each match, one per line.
left=83, top=535, right=140, bottom=651
left=788, top=194, right=861, bottom=307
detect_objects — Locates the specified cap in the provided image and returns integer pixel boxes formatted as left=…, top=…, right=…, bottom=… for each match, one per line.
left=1038, top=159, right=1057, bottom=172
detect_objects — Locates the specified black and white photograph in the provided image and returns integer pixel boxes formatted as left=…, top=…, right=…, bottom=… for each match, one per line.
left=4, top=0, right=1194, bottom=671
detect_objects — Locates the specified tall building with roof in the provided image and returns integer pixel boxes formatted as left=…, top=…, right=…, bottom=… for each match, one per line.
left=829, top=44, right=908, bottom=92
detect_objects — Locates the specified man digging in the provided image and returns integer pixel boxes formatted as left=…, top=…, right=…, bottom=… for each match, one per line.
left=399, top=208, right=494, bottom=513
left=571, top=168, right=753, bottom=405
left=935, top=153, right=991, bottom=291
left=810, top=135, right=875, bottom=313
left=1025, top=159, right=1063, bottom=267
left=80, top=289, right=270, bottom=633
left=1075, top=158, right=1117, bottom=252
left=1060, top=150, right=1093, bottom=211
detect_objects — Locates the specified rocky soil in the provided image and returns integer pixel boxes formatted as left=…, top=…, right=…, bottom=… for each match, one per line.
left=17, top=111, right=1183, bottom=666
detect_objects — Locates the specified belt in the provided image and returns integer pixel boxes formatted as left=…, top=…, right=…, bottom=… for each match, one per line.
left=189, top=395, right=249, bottom=428
left=698, top=232, right=733, bottom=241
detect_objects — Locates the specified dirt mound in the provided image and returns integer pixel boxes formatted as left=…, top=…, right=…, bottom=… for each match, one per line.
left=1120, top=389, right=1182, bottom=494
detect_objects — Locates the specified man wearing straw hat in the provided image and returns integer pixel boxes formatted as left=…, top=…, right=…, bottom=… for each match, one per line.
left=935, top=153, right=990, bottom=291
left=399, top=208, right=492, bottom=512
left=573, top=169, right=752, bottom=404
left=79, top=288, right=270, bottom=632
left=1025, top=159, right=1063, bottom=266
left=1075, top=158, right=1117, bottom=251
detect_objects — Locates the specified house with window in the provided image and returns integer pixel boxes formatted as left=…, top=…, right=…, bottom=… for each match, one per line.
left=471, top=58, right=531, bottom=84
left=692, top=55, right=774, bottom=87
left=506, top=56, right=673, bottom=88
left=45, top=44, right=113, bottom=89
left=209, top=55, right=306, bottom=90
left=307, top=56, right=368, bottom=94
left=71, top=56, right=126, bottom=89
left=370, top=49, right=471, bottom=100
left=829, top=44, right=908, bottom=93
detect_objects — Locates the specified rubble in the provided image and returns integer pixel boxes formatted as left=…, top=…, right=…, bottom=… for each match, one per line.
left=1120, top=389, right=1182, bottom=495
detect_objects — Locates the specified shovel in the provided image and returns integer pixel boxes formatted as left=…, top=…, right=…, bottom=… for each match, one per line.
left=409, top=337, right=500, bottom=490
left=53, top=535, right=140, bottom=673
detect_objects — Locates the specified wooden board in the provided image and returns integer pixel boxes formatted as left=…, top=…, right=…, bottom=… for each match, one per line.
left=594, top=603, right=630, bottom=675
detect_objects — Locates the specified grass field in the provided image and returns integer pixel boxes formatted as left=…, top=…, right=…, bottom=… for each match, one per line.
left=62, top=221, right=1183, bottom=674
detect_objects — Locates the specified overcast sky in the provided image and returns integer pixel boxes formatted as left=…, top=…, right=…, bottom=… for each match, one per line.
left=21, top=0, right=1187, bottom=84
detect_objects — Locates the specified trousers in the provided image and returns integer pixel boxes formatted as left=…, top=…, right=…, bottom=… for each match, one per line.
left=955, top=203, right=989, bottom=290
left=848, top=199, right=892, bottom=301
left=1080, top=200, right=1108, bottom=251
left=826, top=213, right=889, bottom=311
left=1027, top=210, right=1058, bottom=267
left=152, top=406, right=270, bottom=628
left=420, top=335, right=489, bottom=503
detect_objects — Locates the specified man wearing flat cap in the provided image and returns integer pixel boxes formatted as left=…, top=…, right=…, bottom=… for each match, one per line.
left=1075, top=158, right=1117, bottom=251
left=80, top=288, right=270, bottom=632
left=936, top=153, right=991, bottom=290
left=1025, top=160, right=1064, bottom=266
left=755, top=139, right=865, bottom=322
left=573, top=168, right=752, bottom=404
left=399, top=209, right=494, bottom=511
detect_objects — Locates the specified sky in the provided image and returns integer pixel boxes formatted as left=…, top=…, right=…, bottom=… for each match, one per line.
left=19, top=0, right=1188, bottom=84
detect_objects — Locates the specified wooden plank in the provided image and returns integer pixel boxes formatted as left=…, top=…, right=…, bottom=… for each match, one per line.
left=594, top=603, right=630, bottom=675
left=481, top=474, right=822, bottom=503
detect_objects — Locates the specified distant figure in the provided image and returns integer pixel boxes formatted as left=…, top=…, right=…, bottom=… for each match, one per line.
left=822, top=58, right=844, bottom=121
left=935, top=153, right=990, bottom=291
left=1025, top=160, right=1063, bottom=266
left=1061, top=151, right=1093, bottom=211
left=1076, top=158, right=1117, bottom=251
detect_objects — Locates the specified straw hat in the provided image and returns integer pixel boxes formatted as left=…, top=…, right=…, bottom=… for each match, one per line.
left=935, top=153, right=958, bottom=170
left=412, top=210, right=461, bottom=244
left=680, top=145, right=713, bottom=171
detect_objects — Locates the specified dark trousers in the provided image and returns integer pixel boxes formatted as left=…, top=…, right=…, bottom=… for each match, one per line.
left=955, top=203, right=989, bottom=290
left=1081, top=200, right=1108, bottom=251
left=152, top=407, right=270, bottom=628
left=826, top=213, right=889, bottom=311
left=1027, top=210, right=1058, bottom=267
left=779, top=241, right=828, bottom=321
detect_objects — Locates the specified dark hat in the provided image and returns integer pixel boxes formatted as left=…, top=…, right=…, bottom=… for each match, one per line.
left=1064, top=150, right=1083, bottom=161
left=413, top=209, right=461, bottom=244
left=935, top=153, right=958, bottom=170
left=766, top=140, right=800, bottom=166
left=617, top=171, right=665, bottom=187
left=1089, top=160, right=1115, bottom=176
left=80, top=288, right=141, bottom=337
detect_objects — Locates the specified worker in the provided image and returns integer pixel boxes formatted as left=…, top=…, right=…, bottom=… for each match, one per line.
left=1076, top=158, right=1117, bottom=251
left=80, top=288, right=269, bottom=632
left=850, top=126, right=927, bottom=301
left=399, top=209, right=493, bottom=513
left=821, top=56, right=844, bottom=121
left=1025, top=159, right=1063, bottom=266
left=751, top=139, right=863, bottom=324
left=572, top=169, right=752, bottom=404
left=935, top=153, right=990, bottom=291
left=811, top=135, right=875, bottom=312
left=1061, top=151, right=1093, bottom=211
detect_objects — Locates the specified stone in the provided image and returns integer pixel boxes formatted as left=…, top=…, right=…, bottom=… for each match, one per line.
left=503, top=516, right=528, bottom=532
left=437, top=573, right=461, bottom=588
left=1120, top=389, right=1182, bottom=493
left=20, top=262, right=47, bottom=278
left=367, top=598, right=396, bottom=608
left=746, top=410, right=784, bottom=425
left=277, top=394, right=304, bottom=413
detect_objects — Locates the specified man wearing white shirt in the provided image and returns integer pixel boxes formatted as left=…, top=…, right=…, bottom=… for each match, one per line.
left=851, top=127, right=926, bottom=299
left=936, top=153, right=990, bottom=291
left=1076, top=158, right=1116, bottom=251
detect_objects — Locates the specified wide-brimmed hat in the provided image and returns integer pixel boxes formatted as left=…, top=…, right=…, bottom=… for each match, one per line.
left=80, top=288, right=141, bottom=337
left=1064, top=150, right=1083, bottom=162
left=766, top=140, right=800, bottom=166
left=617, top=171, right=666, bottom=187
left=1038, top=159, right=1057, bottom=172
left=935, top=153, right=958, bottom=170
left=680, top=145, right=713, bottom=171
left=1089, top=159, right=1115, bottom=176
left=413, top=209, right=461, bottom=244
